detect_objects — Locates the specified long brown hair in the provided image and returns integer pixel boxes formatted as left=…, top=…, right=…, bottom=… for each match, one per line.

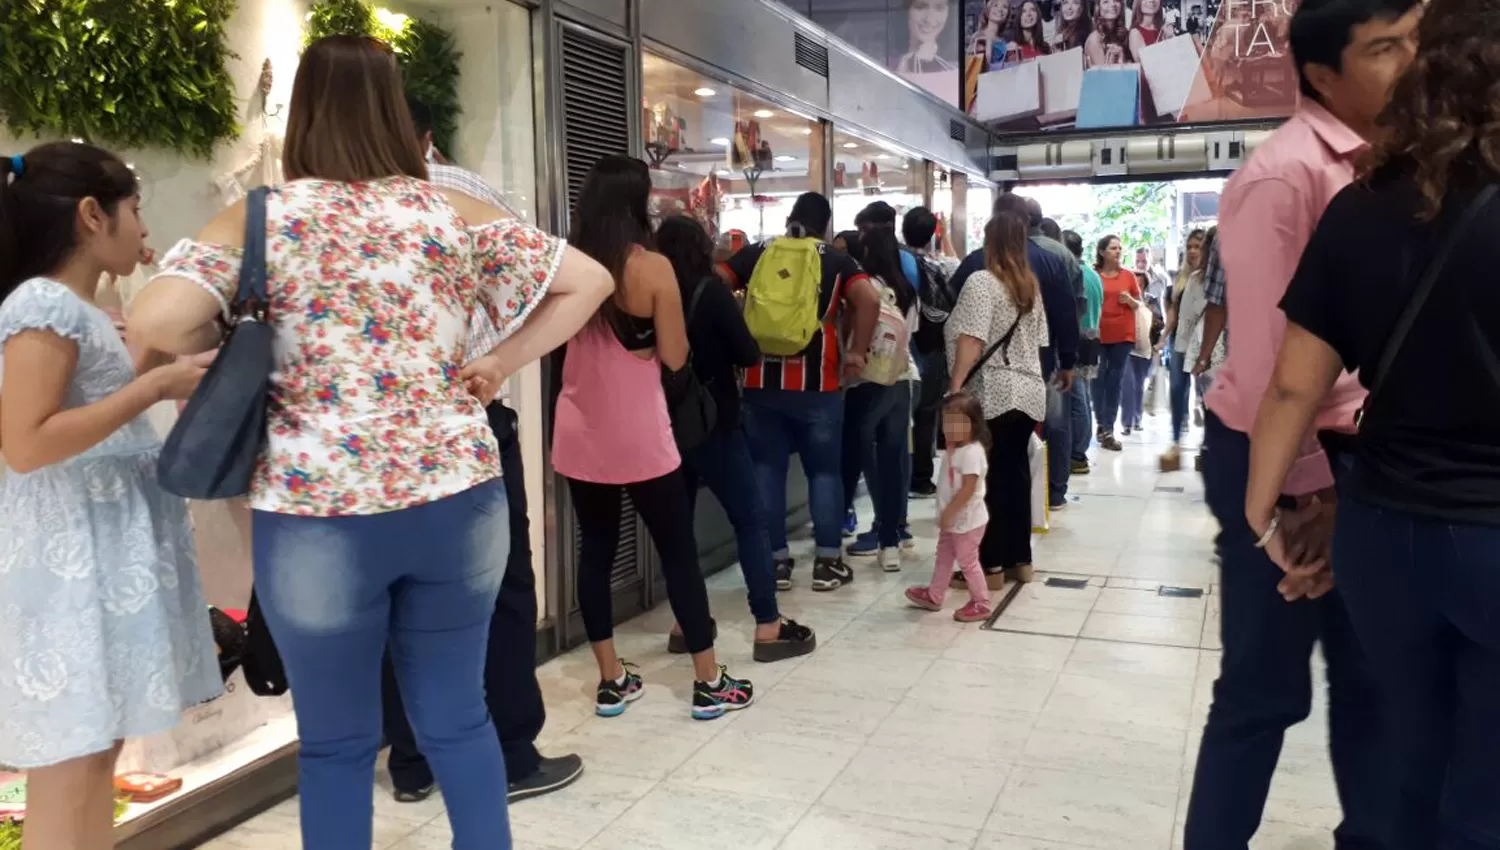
left=984, top=211, right=1039, bottom=315
left=282, top=35, right=428, bottom=183
left=1360, top=0, right=1500, bottom=220
left=943, top=391, right=992, bottom=452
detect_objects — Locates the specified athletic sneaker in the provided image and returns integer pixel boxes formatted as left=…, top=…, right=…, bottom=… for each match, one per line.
left=849, top=525, right=916, bottom=557
left=879, top=547, right=902, bottom=572
left=508, top=754, right=584, bottom=803
left=691, top=665, right=754, bottom=720
left=774, top=557, right=794, bottom=591
left=904, top=586, right=942, bottom=611
left=595, top=662, right=644, bottom=717
left=1100, top=434, right=1124, bottom=451
left=1070, top=458, right=1090, bottom=475
left=842, top=509, right=858, bottom=538
left=811, top=556, right=854, bottom=591
left=899, top=524, right=915, bottom=550
left=954, top=599, right=993, bottom=623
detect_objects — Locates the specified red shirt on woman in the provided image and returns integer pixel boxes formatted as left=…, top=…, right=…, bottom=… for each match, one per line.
left=1098, top=269, right=1143, bottom=345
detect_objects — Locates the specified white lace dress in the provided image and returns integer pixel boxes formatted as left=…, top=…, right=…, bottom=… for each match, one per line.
left=0, top=279, right=221, bottom=769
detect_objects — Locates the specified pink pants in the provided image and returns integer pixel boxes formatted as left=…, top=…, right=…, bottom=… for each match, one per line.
left=928, top=525, right=990, bottom=606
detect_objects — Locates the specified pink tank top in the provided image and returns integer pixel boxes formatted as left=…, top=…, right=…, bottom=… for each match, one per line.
left=551, top=316, right=680, bottom=484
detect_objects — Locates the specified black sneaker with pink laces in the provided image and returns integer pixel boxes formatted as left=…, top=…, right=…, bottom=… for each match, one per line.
left=691, top=665, right=754, bottom=720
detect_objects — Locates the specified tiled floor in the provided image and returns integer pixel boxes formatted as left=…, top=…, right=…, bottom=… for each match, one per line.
left=204, top=418, right=1341, bottom=850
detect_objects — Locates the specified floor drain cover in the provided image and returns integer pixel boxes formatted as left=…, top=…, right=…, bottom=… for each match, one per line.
left=1155, top=485, right=1186, bottom=493
left=1045, top=577, right=1090, bottom=589
left=1159, top=586, right=1205, bottom=598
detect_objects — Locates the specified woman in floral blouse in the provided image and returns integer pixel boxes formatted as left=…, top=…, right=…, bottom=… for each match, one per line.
left=127, top=36, right=612, bottom=850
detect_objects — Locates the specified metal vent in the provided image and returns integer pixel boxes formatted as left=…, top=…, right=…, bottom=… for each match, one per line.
left=949, top=120, right=967, bottom=142
left=569, top=491, right=645, bottom=601
left=794, top=32, right=829, bottom=77
left=560, top=28, right=631, bottom=214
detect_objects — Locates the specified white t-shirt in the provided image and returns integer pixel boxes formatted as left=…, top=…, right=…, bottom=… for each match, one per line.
left=938, top=442, right=990, bottom=534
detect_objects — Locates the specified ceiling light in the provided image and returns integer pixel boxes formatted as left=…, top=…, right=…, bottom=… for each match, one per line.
left=774, top=155, right=795, bottom=162
left=716, top=170, right=730, bottom=176
left=842, top=142, right=858, bottom=149
left=709, top=137, right=730, bottom=146
left=801, top=128, right=813, bottom=136
left=754, top=109, right=774, bottom=118
left=694, top=87, right=717, bottom=97
left=876, top=154, right=891, bottom=160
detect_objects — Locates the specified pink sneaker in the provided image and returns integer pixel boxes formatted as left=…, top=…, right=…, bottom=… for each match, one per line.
left=953, top=600, right=992, bottom=623
left=904, top=587, right=942, bottom=611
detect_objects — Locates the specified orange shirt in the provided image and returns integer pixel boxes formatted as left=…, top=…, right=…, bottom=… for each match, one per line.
left=1097, top=269, right=1142, bottom=345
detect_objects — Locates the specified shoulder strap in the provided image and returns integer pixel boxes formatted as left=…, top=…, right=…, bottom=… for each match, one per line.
left=233, top=186, right=270, bottom=321
left=686, top=277, right=710, bottom=323
left=1365, top=185, right=1497, bottom=418
left=963, top=313, right=1022, bottom=388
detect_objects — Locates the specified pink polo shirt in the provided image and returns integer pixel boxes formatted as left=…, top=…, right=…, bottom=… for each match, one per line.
left=1206, top=101, right=1369, bottom=496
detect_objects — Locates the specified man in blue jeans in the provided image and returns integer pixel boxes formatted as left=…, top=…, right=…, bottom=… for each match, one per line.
left=718, top=193, right=880, bottom=592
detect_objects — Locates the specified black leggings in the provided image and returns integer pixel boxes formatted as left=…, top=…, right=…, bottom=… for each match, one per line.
left=982, top=411, right=1036, bottom=570
left=567, top=470, right=715, bottom=654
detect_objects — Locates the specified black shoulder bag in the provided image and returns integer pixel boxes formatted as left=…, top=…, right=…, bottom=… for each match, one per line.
left=662, top=277, right=719, bottom=452
left=158, top=186, right=274, bottom=500
left=1356, top=185, right=1497, bottom=431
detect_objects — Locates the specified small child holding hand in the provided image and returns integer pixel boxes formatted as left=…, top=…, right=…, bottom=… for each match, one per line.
left=906, top=392, right=993, bottom=622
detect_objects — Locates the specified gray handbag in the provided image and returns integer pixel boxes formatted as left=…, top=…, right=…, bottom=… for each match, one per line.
left=157, top=187, right=272, bottom=500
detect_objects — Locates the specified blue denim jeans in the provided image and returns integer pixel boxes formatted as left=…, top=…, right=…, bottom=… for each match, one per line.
left=1119, top=354, right=1152, bottom=430
left=1045, top=381, right=1070, bottom=503
left=1092, top=342, right=1133, bottom=435
left=841, top=381, right=912, bottom=548
left=1184, top=416, right=1393, bottom=850
left=684, top=425, right=781, bottom=625
left=254, top=480, right=511, bottom=850
left=1169, top=351, right=1192, bottom=443
left=1070, top=376, right=1093, bottom=462
left=742, top=388, right=845, bottom=559
left=1334, top=490, right=1500, bottom=849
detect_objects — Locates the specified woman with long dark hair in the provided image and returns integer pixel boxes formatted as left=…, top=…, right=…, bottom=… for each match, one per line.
left=553, top=158, right=754, bottom=719
left=947, top=211, right=1048, bottom=589
left=1085, top=0, right=1131, bottom=66
left=1016, top=0, right=1052, bottom=59
left=841, top=224, right=919, bottom=572
left=653, top=215, right=816, bottom=661
left=127, top=36, right=613, bottom=849
left=1246, top=0, right=1500, bottom=841
left=1050, top=0, right=1092, bottom=51
left=1092, top=234, right=1142, bottom=450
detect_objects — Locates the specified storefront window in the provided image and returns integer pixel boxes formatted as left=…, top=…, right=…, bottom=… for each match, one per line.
left=641, top=54, right=826, bottom=245
left=931, top=164, right=955, bottom=252
left=831, top=128, right=923, bottom=234
left=445, top=1, right=538, bottom=222
left=966, top=180, right=995, bottom=254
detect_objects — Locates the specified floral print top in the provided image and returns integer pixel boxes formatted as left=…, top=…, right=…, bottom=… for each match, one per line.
left=154, top=177, right=564, bottom=517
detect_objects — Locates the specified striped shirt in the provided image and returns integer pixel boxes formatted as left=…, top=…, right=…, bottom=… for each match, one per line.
left=425, top=164, right=527, bottom=359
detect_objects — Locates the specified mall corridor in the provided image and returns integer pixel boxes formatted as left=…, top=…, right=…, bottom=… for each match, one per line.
left=202, top=422, right=1339, bottom=850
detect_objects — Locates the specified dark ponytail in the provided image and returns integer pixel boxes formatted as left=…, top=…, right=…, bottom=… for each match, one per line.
left=0, top=142, right=138, bottom=304
left=852, top=225, right=916, bottom=314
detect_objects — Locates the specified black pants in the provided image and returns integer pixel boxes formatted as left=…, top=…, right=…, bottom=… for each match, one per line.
left=1183, top=414, right=1394, bottom=849
left=911, top=349, right=948, bottom=489
left=567, top=469, right=715, bottom=654
left=382, top=403, right=545, bottom=792
left=981, top=411, right=1036, bottom=570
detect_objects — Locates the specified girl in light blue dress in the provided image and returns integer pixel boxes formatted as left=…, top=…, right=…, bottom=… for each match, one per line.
left=0, top=142, right=221, bottom=850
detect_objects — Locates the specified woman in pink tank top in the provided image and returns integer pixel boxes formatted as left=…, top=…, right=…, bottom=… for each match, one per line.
left=552, top=156, right=753, bottom=721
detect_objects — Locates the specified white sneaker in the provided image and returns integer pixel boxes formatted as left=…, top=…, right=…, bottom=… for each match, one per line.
left=879, top=547, right=902, bottom=573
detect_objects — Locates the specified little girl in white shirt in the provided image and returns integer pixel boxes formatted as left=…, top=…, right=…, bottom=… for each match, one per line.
left=906, top=392, right=993, bottom=622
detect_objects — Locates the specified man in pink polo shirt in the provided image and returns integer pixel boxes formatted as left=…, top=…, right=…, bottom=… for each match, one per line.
left=1184, top=1, right=1422, bottom=848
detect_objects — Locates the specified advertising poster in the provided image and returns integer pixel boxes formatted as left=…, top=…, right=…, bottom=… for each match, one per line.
left=963, top=0, right=1301, bottom=133
left=777, top=0, right=964, bottom=107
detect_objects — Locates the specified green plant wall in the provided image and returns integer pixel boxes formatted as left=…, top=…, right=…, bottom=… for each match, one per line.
left=304, top=0, right=462, bottom=155
left=0, top=0, right=240, bottom=157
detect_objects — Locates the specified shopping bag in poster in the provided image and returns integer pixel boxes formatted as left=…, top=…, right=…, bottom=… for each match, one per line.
left=1036, top=48, right=1084, bottom=125
left=1029, top=433, right=1050, bottom=534
left=1076, top=65, right=1141, bottom=129
left=902, top=69, right=961, bottom=109
left=974, top=60, right=1042, bottom=124
left=1138, top=35, right=1212, bottom=118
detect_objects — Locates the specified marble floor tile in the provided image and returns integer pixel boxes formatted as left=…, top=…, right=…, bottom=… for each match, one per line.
left=726, top=677, right=899, bottom=744
left=903, top=659, right=1061, bottom=717
left=1062, top=639, right=1201, bottom=682
left=943, top=630, right=1077, bottom=672
left=992, top=597, right=1091, bottom=638
left=1019, top=727, right=1186, bottom=786
left=507, top=769, right=658, bottom=849
left=1080, top=611, right=1205, bottom=648
left=870, top=700, right=1036, bottom=763
left=668, top=725, right=860, bottom=803
left=986, top=766, right=1178, bottom=850
left=582, top=783, right=806, bottom=850
left=1091, top=587, right=1207, bottom=620
left=779, top=806, right=980, bottom=850
left=820, top=744, right=1014, bottom=830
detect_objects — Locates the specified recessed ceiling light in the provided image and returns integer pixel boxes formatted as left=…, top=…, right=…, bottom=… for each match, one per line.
left=800, top=128, right=813, bottom=136
left=716, top=170, right=730, bottom=176
left=842, top=142, right=858, bottom=149
left=774, top=155, right=795, bottom=162
left=876, top=154, right=891, bottom=160
left=709, top=137, right=730, bottom=147
left=694, top=87, right=717, bottom=97
left=754, top=109, right=774, bottom=118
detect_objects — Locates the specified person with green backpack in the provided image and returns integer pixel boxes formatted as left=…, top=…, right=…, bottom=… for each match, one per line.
left=718, top=193, right=881, bottom=593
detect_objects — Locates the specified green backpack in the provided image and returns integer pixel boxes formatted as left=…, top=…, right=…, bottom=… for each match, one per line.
left=743, top=236, right=825, bottom=357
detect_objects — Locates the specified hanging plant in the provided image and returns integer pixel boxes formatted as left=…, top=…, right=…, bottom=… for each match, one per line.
left=304, top=0, right=462, bottom=155
left=0, top=0, right=240, bottom=157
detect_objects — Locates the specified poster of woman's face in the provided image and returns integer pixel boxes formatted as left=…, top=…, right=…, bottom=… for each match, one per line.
left=891, top=0, right=961, bottom=106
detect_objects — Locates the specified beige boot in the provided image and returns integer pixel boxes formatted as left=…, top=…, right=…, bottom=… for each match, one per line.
left=1159, top=444, right=1182, bottom=472
left=1004, top=564, right=1035, bottom=584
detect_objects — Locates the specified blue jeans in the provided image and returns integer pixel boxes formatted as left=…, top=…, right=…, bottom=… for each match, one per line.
left=1169, top=351, right=1192, bottom=443
left=1092, top=342, right=1132, bottom=435
left=254, top=480, right=511, bottom=850
left=684, top=425, right=781, bottom=625
left=1070, top=376, right=1093, bottom=462
left=1119, top=354, right=1152, bottom=430
left=1045, top=381, right=1070, bottom=503
left=841, top=381, right=912, bottom=548
left=742, top=388, right=845, bottom=559
left=1184, top=415, right=1394, bottom=850
left=1335, top=491, right=1500, bottom=849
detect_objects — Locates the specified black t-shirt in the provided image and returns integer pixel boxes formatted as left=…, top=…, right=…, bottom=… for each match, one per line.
left=681, top=275, right=761, bottom=432
left=1281, top=174, right=1500, bottom=524
left=719, top=240, right=868, bottom=392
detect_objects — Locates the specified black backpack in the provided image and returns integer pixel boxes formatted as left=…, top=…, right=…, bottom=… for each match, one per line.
left=911, top=252, right=957, bottom=355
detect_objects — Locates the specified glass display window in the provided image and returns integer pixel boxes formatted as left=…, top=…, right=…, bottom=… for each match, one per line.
left=966, top=180, right=996, bottom=254
left=931, top=164, right=957, bottom=253
left=830, top=128, right=923, bottom=234
left=641, top=54, right=826, bottom=245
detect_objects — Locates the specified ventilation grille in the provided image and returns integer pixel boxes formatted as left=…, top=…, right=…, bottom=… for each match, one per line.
left=569, top=491, right=645, bottom=603
left=794, top=32, right=829, bottom=77
left=949, top=120, right=967, bottom=142
left=560, top=28, right=631, bottom=215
